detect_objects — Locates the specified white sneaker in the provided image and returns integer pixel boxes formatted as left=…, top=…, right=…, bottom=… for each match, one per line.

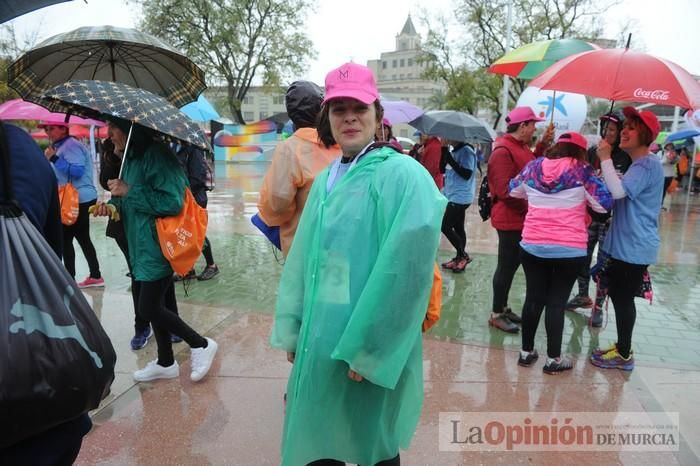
left=190, top=338, right=218, bottom=382
left=133, top=359, right=179, bottom=382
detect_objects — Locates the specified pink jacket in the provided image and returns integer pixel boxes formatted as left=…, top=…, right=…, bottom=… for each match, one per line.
left=509, top=157, right=612, bottom=254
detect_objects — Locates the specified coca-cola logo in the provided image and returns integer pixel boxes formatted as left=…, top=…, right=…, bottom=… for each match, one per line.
left=633, top=88, right=670, bottom=101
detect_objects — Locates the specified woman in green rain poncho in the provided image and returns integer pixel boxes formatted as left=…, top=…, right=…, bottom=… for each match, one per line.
left=270, top=63, right=446, bottom=466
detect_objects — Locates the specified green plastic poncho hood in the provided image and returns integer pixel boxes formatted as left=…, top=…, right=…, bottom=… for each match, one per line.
left=271, top=146, right=446, bottom=465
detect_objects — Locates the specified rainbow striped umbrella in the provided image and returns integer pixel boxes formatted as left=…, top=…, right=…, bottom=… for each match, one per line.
left=488, top=39, right=598, bottom=80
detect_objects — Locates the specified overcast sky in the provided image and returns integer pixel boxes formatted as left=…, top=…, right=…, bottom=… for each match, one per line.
left=5, top=0, right=699, bottom=84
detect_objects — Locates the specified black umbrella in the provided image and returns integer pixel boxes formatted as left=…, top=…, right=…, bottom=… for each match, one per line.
left=264, top=112, right=289, bottom=133
left=0, top=122, right=116, bottom=448
left=38, top=80, right=209, bottom=150
left=8, top=25, right=206, bottom=108
left=409, top=110, right=497, bottom=143
left=0, top=0, right=77, bottom=24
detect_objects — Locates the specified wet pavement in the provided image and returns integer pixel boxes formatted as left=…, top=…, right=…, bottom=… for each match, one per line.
left=71, top=162, right=700, bottom=465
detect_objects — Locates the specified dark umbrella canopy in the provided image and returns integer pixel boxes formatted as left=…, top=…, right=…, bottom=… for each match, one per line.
left=38, top=80, right=209, bottom=149
left=8, top=25, right=206, bottom=108
left=409, top=111, right=497, bottom=143
left=0, top=0, right=74, bottom=24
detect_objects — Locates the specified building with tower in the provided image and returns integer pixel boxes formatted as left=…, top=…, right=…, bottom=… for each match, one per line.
left=367, top=15, right=446, bottom=137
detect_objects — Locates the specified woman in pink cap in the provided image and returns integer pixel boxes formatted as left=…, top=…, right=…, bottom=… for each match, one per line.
left=375, top=117, right=404, bottom=152
left=509, top=132, right=612, bottom=374
left=270, top=63, right=446, bottom=466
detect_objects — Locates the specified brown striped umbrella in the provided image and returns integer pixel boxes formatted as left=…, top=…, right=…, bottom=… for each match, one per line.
left=8, top=25, right=206, bottom=108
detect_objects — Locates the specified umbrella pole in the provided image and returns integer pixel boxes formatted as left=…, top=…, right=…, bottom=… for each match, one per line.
left=600, top=100, right=616, bottom=141
left=117, top=122, right=134, bottom=180
left=550, top=90, right=556, bottom=125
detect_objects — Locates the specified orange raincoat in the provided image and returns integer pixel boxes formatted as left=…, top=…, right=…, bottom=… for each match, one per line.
left=257, top=128, right=339, bottom=256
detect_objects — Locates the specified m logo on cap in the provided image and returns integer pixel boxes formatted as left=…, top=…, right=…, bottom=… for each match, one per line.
left=339, top=69, right=349, bottom=80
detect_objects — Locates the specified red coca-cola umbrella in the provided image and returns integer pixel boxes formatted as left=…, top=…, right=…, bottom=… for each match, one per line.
left=529, top=48, right=700, bottom=109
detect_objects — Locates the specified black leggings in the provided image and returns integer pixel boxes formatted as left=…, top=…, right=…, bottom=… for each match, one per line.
left=63, top=201, right=101, bottom=279
left=662, top=176, right=673, bottom=204
left=114, top=233, right=150, bottom=333
left=441, top=202, right=469, bottom=258
left=607, top=258, right=647, bottom=359
left=0, top=414, right=91, bottom=466
left=202, top=236, right=215, bottom=266
left=520, top=249, right=585, bottom=358
left=308, top=454, right=400, bottom=466
left=137, top=275, right=206, bottom=366
left=492, top=229, right=522, bottom=313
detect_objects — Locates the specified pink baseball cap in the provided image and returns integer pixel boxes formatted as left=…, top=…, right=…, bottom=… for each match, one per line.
left=322, top=62, right=379, bottom=105
left=556, top=131, right=588, bottom=150
left=505, top=106, right=545, bottom=125
left=37, top=120, right=69, bottom=128
left=622, top=106, right=661, bottom=141
left=381, top=117, right=392, bottom=127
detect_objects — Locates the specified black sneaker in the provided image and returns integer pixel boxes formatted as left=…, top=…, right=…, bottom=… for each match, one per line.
left=518, top=349, right=539, bottom=367
left=566, top=295, right=593, bottom=310
left=503, top=308, right=522, bottom=324
left=543, top=356, right=573, bottom=375
left=198, top=265, right=220, bottom=281
left=488, top=313, right=519, bottom=333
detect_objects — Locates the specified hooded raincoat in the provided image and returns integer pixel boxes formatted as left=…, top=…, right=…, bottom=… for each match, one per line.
left=271, top=146, right=446, bottom=465
left=109, top=135, right=186, bottom=282
left=257, top=128, right=339, bottom=255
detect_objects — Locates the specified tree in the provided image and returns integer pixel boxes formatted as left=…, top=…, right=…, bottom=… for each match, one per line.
left=1, top=22, right=42, bottom=104
left=419, top=0, right=619, bottom=127
left=134, top=0, right=315, bottom=123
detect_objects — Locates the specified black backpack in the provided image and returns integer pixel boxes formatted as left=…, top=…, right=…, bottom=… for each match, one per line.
left=477, top=174, right=492, bottom=221
left=477, top=146, right=513, bottom=222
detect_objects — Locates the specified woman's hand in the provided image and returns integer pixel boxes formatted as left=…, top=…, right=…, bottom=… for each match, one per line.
left=597, top=140, right=612, bottom=161
left=541, top=123, right=555, bottom=147
left=44, top=146, right=56, bottom=160
left=108, top=178, right=129, bottom=197
left=347, top=369, right=363, bottom=382
left=90, top=202, right=112, bottom=217
left=286, top=352, right=295, bottom=364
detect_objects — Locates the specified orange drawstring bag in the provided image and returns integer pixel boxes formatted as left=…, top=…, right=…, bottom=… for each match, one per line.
left=156, top=187, right=208, bottom=276
left=422, top=263, right=443, bottom=332
left=58, top=182, right=79, bottom=226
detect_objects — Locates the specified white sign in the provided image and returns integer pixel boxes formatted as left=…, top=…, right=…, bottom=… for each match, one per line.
left=516, top=86, right=588, bottom=137
left=684, top=108, right=700, bottom=130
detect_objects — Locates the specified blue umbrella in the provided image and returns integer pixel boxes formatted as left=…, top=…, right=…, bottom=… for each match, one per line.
left=180, top=95, right=220, bottom=122
left=665, top=129, right=700, bottom=144
left=1, top=0, right=76, bottom=24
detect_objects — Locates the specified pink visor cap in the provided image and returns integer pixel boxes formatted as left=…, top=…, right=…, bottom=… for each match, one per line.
left=505, top=106, right=545, bottom=125
left=322, top=63, right=379, bottom=105
left=556, top=131, right=588, bottom=150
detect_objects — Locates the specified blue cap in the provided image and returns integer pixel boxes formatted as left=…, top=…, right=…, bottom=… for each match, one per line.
left=413, top=130, right=422, bottom=136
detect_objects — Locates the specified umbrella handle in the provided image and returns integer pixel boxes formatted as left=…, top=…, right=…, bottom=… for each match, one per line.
left=117, top=122, right=134, bottom=180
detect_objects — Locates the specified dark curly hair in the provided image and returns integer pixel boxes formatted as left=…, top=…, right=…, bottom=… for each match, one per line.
left=316, top=100, right=384, bottom=148
left=545, top=142, right=587, bottom=162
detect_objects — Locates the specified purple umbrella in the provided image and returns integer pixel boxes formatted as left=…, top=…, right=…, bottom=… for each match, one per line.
left=381, top=99, right=423, bottom=125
